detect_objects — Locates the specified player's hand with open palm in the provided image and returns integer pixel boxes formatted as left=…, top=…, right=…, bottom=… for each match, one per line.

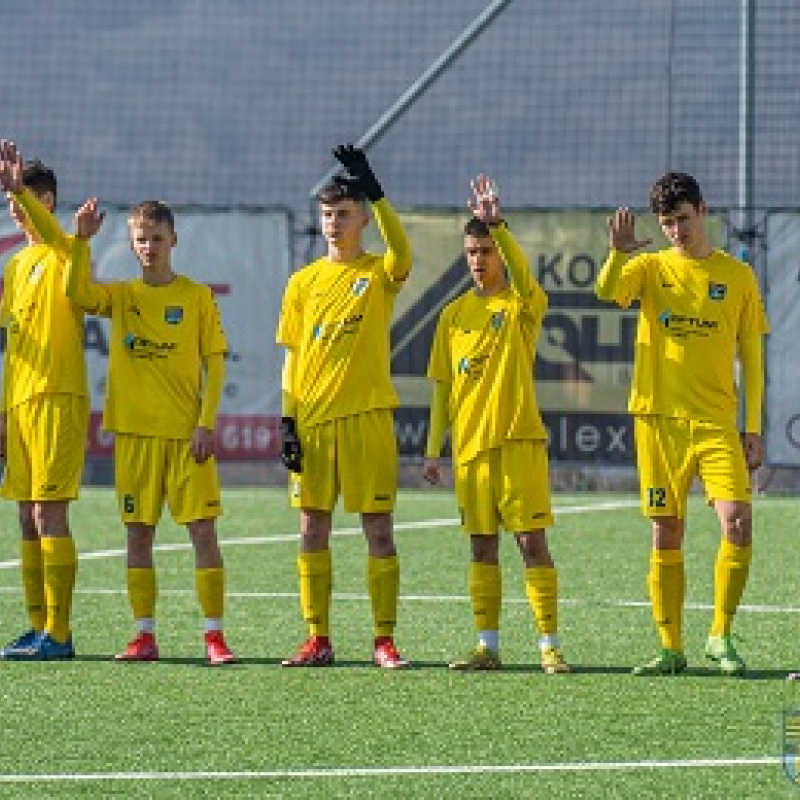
left=608, top=208, right=652, bottom=253
left=0, top=140, right=24, bottom=195
left=468, top=174, right=502, bottom=225
left=73, top=198, right=105, bottom=239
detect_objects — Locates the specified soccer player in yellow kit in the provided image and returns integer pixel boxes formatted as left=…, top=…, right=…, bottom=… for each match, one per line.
left=595, top=172, right=768, bottom=676
left=423, top=175, right=569, bottom=674
left=0, top=141, right=86, bottom=660
left=277, top=145, right=412, bottom=668
left=19, top=184, right=235, bottom=664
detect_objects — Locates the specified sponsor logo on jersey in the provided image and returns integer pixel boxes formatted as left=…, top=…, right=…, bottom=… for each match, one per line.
left=456, top=354, right=487, bottom=378
left=164, top=306, right=184, bottom=324
left=708, top=282, right=727, bottom=300
left=123, top=333, right=177, bottom=359
left=657, top=308, right=718, bottom=337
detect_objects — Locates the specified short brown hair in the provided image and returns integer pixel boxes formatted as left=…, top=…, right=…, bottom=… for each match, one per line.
left=22, top=159, right=57, bottom=204
left=129, top=200, right=175, bottom=232
left=463, top=216, right=491, bottom=237
left=649, top=172, right=703, bottom=215
left=316, top=176, right=367, bottom=205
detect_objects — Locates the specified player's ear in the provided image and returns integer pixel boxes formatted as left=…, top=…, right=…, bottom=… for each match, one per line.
left=39, top=190, right=56, bottom=213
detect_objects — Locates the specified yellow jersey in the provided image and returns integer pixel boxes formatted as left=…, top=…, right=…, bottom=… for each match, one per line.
left=1, top=240, right=87, bottom=410
left=596, top=247, right=769, bottom=427
left=427, top=227, right=548, bottom=465
left=276, top=198, right=411, bottom=427
left=70, top=238, right=226, bottom=438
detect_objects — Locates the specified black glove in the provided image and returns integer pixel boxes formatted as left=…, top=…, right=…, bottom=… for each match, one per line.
left=333, top=143, right=384, bottom=202
left=280, top=417, right=302, bottom=473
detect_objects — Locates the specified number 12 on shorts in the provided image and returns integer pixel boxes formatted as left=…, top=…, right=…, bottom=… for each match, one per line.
left=647, top=487, right=667, bottom=508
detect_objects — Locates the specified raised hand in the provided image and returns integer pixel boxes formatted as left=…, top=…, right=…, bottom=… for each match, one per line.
left=332, top=144, right=384, bottom=202
left=0, top=140, right=24, bottom=194
left=467, top=174, right=502, bottom=225
left=73, top=197, right=105, bottom=239
left=608, top=208, right=652, bottom=253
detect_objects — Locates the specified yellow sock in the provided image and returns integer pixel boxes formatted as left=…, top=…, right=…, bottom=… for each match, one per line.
left=40, top=536, right=77, bottom=644
left=127, top=567, right=157, bottom=621
left=469, top=562, right=501, bottom=633
left=20, top=539, right=46, bottom=632
left=648, top=549, right=685, bottom=652
left=195, top=567, right=225, bottom=620
left=710, top=540, right=752, bottom=637
left=524, top=566, right=558, bottom=637
left=298, top=550, right=332, bottom=638
left=368, top=555, right=399, bottom=638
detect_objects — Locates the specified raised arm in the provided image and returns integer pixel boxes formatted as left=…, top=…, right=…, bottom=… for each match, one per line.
left=333, top=144, right=411, bottom=283
left=468, top=174, right=542, bottom=302
left=66, top=199, right=110, bottom=312
left=0, top=140, right=69, bottom=254
left=595, top=208, right=652, bottom=305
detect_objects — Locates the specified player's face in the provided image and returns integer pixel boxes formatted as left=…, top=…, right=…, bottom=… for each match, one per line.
left=657, top=201, right=707, bottom=256
left=464, top=234, right=505, bottom=293
left=7, top=188, right=54, bottom=238
left=128, top=217, right=177, bottom=272
left=319, top=200, right=368, bottom=248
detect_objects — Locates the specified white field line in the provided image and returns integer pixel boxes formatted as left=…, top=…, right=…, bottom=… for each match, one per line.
left=0, top=756, right=779, bottom=783
left=0, top=498, right=797, bottom=614
left=0, top=499, right=640, bottom=570
left=0, top=585, right=794, bottom=615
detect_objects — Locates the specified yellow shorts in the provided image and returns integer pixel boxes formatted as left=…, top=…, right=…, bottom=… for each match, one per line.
left=1, top=394, right=89, bottom=502
left=114, top=433, right=222, bottom=526
left=455, top=440, right=554, bottom=535
left=289, top=409, right=397, bottom=514
left=634, top=416, right=750, bottom=519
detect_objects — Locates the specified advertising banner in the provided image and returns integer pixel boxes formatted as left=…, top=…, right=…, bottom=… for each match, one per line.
left=765, top=213, right=800, bottom=465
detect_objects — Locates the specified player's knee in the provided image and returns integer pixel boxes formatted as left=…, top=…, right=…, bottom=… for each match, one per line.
left=17, top=504, right=37, bottom=538
left=471, top=534, right=499, bottom=563
left=651, top=516, right=683, bottom=549
left=31, top=501, right=69, bottom=537
left=722, top=506, right=752, bottom=545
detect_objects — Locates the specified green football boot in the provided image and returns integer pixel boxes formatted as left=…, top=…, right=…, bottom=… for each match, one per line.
left=632, top=648, right=688, bottom=676
left=705, top=635, right=746, bottom=676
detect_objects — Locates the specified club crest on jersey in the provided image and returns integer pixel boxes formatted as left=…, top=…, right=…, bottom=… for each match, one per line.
left=658, top=309, right=672, bottom=327
left=457, top=357, right=471, bottom=374
left=708, top=282, right=727, bottom=300
left=28, top=262, right=44, bottom=284
left=491, top=311, right=506, bottom=330
left=164, top=306, right=184, bottom=325
left=351, top=277, right=370, bottom=296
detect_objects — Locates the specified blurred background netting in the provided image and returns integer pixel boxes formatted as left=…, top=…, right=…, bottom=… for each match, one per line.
left=3, top=0, right=798, bottom=234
